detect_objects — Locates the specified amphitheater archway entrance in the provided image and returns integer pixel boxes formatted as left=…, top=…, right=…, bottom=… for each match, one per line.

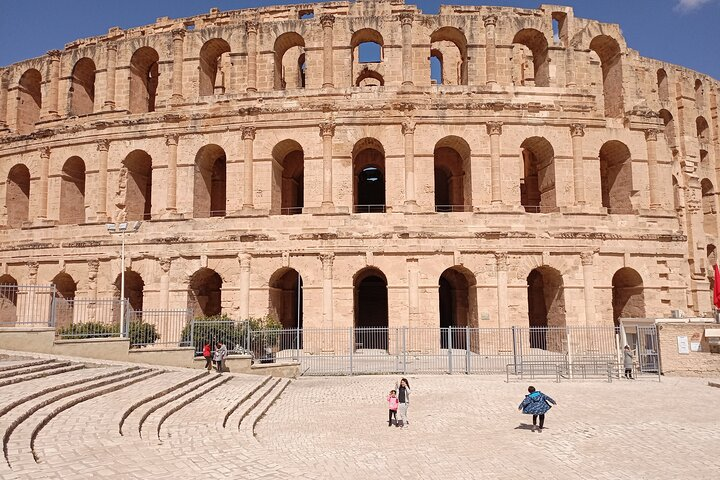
left=434, top=136, right=471, bottom=212
left=188, top=268, right=222, bottom=318
left=521, top=137, right=556, bottom=213
left=59, top=156, right=86, bottom=225
left=353, top=138, right=386, bottom=213
left=589, top=35, right=624, bottom=118
left=17, top=69, right=42, bottom=135
left=123, top=150, right=152, bottom=221
left=599, top=141, right=633, bottom=214
left=113, top=271, right=145, bottom=312
left=194, top=145, right=226, bottom=218
left=0, top=275, right=18, bottom=326
left=6, top=164, right=30, bottom=228
left=354, top=268, right=388, bottom=350
left=439, top=266, right=477, bottom=349
left=612, top=268, right=644, bottom=327
left=69, top=58, right=96, bottom=116
left=430, top=27, right=468, bottom=85
left=271, top=140, right=304, bottom=215
left=199, top=38, right=231, bottom=96
left=512, top=28, right=550, bottom=87
left=274, top=32, right=305, bottom=90
left=53, top=272, right=77, bottom=330
left=527, top=267, right=566, bottom=351
left=129, top=47, right=159, bottom=113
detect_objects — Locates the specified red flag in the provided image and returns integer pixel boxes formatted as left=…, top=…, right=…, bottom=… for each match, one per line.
left=714, top=264, right=720, bottom=309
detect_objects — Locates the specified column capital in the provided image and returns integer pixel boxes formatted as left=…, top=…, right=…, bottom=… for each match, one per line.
left=645, top=128, right=660, bottom=141
left=165, top=133, right=179, bottom=146
left=319, top=121, right=335, bottom=138
left=494, top=252, right=508, bottom=271
left=46, top=50, right=61, bottom=60
left=39, top=146, right=51, bottom=159
left=171, top=28, right=186, bottom=40
left=320, top=13, right=335, bottom=28
left=399, top=12, right=414, bottom=26
left=483, top=14, right=498, bottom=27
left=401, top=119, right=416, bottom=135
left=96, top=139, right=110, bottom=152
left=27, top=261, right=39, bottom=284
left=159, top=257, right=172, bottom=273
left=242, top=125, right=256, bottom=140
left=580, top=251, right=595, bottom=266
left=238, top=252, right=252, bottom=269
left=570, top=123, right=586, bottom=137
left=105, top=42, right=118, bottom=53
left=87, top=259, right=100, bottom=281
left=245, top=20, right=260, bottom=34
left=320, top=252, right=335, bottom=277
left=486, top=121, right=503, bottom=136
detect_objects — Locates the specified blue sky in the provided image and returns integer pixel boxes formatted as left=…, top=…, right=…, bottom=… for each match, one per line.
left=1, top=0, right=718, bottom=79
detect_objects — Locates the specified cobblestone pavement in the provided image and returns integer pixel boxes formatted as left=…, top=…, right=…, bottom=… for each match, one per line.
left=0, top=353, right=717, bottom=479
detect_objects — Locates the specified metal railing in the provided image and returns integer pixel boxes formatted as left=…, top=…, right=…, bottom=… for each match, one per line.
left=434, top=205, right=473, bottom=213
left=0, top=284, right=56, bottom=327
left=54, top=298, right=125, bottom=339
left=280, top=207, right=303, bottom=215
left=353, top=204, right=386, bottom=213
left=127, top=309, right=193, bottom=348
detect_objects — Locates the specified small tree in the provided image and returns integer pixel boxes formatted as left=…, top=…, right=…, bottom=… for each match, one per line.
left=128, top=320, right=160, bottom=347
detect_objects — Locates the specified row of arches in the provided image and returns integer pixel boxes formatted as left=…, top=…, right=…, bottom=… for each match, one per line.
left=4, top=136, right=641, bottom=226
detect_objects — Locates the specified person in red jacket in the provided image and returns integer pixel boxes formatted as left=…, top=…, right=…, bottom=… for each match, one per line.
left=387, top=390, right=399, bottom=427
left=202, top=340, right=212, bottom=372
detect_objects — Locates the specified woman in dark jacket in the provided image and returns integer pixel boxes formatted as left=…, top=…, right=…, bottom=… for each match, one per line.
left=518, top=386, right=556, bottom=432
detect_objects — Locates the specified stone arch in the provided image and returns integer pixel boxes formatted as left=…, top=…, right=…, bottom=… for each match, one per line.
left=351, top=29, right=383, bottom=87
left=701, top=178, right=717, bottom=240
left=0, top=275, right=18, bottom=326
left=271, top=139, right=304, bottom=215
left=589, top=35, right=624, bottom=118
left=659, top=109, right=676, bottom=149
left=439, top=266, right=477, bottom=349
left=355, top=69, right=384, bottom=87
left=521, top=136, right=556, bottom=212
left=268, top=267, right=302, bottom=331
left=434, top=136, right=471, bottom=211
left=69, top=57, right=96, bottom=116
left=657, top=68, right=669, bottom=102
left=512, top=28, right=550, bottom=87
left=696, top=116, right=710, bottom=143
left=16, top=68, right=42, bottom=134
left=352, top=138, right=386, bottom=213
left=612, top=267, right=645, bottom=327
left=430, top=26, right=468, bottom=85
left=129, top=46, right=159, bottom=113
left=6, top=163, right=30, bottom=228
left=695, top=79, right=705, bottom=109
left=353, top=267, right=388, bottom=350
left=193, top=144, right=226, bottom=218
left=199, top=38, right=231, bottom=96
left=59, top=156, right=86, bottom=225
left=526, top=266, right=566, bottom=351
left=122, top=150, right=152, bottom=221
left=188, top=268, right=222, bottom=318
left=52, top=272, right=77, bottom=330
left=273, top=32, right=305, bottom=90
left=599, top=141, right=634, bottom=214
left=113, top=270, right=145, bottom=311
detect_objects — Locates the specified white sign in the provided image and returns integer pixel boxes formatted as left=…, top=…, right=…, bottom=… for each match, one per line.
left=690, top=341, right=701, bottom=352
left=677, top=336, right=690, bottom=354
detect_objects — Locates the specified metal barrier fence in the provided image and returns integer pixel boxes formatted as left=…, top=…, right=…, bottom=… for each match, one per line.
left=0, top=284, right=56, bottom=327
left=127, top=309, right=193, bottom=348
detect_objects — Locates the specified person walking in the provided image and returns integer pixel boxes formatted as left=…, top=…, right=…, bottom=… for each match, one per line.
left=387, top=390, right=399, bottom=426
left=202, top=340, right=213, bottom=372
left=518, top=386, right=556, bottom=432
left=395, top=378, right=411, bottom=428
left=214, top=340, right=228, bottom=373
left=623, top=345, right=635, bottom=379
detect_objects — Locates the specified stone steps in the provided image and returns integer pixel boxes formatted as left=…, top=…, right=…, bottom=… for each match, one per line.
left=0, top=361, right=73, bottom=381
left=0, top=363, right=86, bottom=390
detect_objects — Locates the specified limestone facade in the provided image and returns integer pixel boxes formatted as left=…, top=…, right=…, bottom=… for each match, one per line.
left=0, top=0, right=718, bottom=334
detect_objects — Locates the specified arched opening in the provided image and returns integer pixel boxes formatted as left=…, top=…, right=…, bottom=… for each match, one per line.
left=355, top=69, right=384, bottom=87
left=521, top=137, right=557, bottom=213
left=269, top=268, right=302, bottom=329
left=590, top=35, right=624, bottom=118
left=188, top=268, right=222, bottom=318
left=434, top=136, right=471, bottom=212
left=6, top=164, right=30, bottom=228
left=59, top=156, right=86, bottom=225
left=353, top=138, right=386, bottom=213
left=274, top=32, right=305, bottom=90
left=123, top=150, right=152, bottom=221
left=0, top=275, right=18, bottom=326
left=512, top=28, right=550, bottom=87
left=193, top=144, right=226, bottom=218
left=439, top=266, right=477, bottom=349
left=701, top=178, right=717, bottom=240
left=612, top=268, right=645, bottom=327
left=351, top=29, right=383, bottom=86
left=16, top=69, right=42, bottom=134
left=708, top=245, right=717, bottom=293
left=430, top=50, right=443, bottom=84
left=199, top=38, right=231, bottom=96
left=657, top=68, right=669, bottom=102
left=527, top=266, right=566, bottom=352
left=53, top=272, right=77, bottom=330
left=672, top=175, right=682, bottom=212
left=271, top=140, right=304, bottom=215
left=430, top=27, right=468, bottom=85
left=697, top=116, right=710, bottom=143
left=599, top=141, right=634, bottom=214
left=659, top=109, right=676, bottom=149
left=353, top=267, right=388, bottom=350
left=69, top=58, right=96, bottom=116
left=551, top=12, right=567, bottom=46
left=695, top=79, right=705, bottom=110
left=129, top=47, right=159, bottom=113
left=113, top=270, right=145, bottom=312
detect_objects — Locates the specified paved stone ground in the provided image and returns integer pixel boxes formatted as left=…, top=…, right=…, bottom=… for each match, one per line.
left=0, top=352, right=717, bottom=479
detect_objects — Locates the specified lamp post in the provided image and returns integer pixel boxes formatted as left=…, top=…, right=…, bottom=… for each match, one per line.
left=106, top=221, right=141, bottom=338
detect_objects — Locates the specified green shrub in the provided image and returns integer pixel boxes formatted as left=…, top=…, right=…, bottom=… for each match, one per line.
left=182, top=314, right=285, bottom=356
left=128, top=320, right=160, bottom=347
left=56, top=322, right=119, bottom=339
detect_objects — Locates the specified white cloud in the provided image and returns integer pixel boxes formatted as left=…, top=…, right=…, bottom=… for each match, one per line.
left=675, top=0, right=714, bottom=12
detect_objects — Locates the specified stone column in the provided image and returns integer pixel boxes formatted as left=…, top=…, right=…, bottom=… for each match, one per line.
left=88, top=259, right=99, bottom=305
left=238, top=253, right=251, bottom=319
left=245, top=21, right=259, bottom=93
left=38, top=147, right=50, bottom=219
left=495, top=252, right=508, bottom=329
left=242, top=126, right=256, bottom=209
left=159, top=257, right=171, bottom=310
left=645, top=129, right=661, bottom=208
left=44, top=50, right=61, bottom=119
left=483, top=15, right=498, bottom=86
left=565, top=43, right=577, bottom=87
left=165, top=134, right=179, bottom=213
left=580, top=251, right=596, bottom=326
left=319, top=122, right=335, bottom=208
left=570, top=123, right=586, bottom=205
left=400, top=13, right=414, bottom=86
left=95, top=139, right=110, bottom=221
left=171, top=29, right=185, bottom=103
left=402, top=119, right=417, bottom=206
left=487, top=122, right=503, bottom=204
left=407, top=258, right=419, bottom=314
left=320, top=14, right=335, bottom=88
left=104, top=43, right=117, bottom=110
left=320, top=253, right=334, bottom=330
left=0, top=70, right=8, bottom=129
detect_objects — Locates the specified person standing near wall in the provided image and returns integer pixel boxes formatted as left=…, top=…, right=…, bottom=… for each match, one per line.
left=395, top=378, right=411, bottom=428
left=214, top=340, right=228, bottom=373
left=623, top=345, right=635, bottom=379
left=202, top=340, right=213, bottom=372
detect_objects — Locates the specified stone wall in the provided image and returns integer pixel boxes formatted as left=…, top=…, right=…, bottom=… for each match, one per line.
left=657, top=322, right=720, bottom=376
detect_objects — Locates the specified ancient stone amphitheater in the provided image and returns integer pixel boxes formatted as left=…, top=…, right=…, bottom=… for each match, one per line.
left=0, top=0, right=718, bottom=337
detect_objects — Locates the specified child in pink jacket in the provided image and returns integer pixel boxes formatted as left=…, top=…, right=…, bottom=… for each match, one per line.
left=387, top=390, right=399, bottom=426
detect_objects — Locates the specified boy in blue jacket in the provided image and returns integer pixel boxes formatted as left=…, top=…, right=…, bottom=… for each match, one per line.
left=518, top=386, right=557, bottom=432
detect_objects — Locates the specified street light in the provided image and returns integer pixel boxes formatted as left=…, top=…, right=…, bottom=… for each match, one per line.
left=106, top=221, right=141, bottom=338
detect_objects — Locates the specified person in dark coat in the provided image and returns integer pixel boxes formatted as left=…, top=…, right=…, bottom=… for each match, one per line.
left=518, top=385, right=556, bottom=432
